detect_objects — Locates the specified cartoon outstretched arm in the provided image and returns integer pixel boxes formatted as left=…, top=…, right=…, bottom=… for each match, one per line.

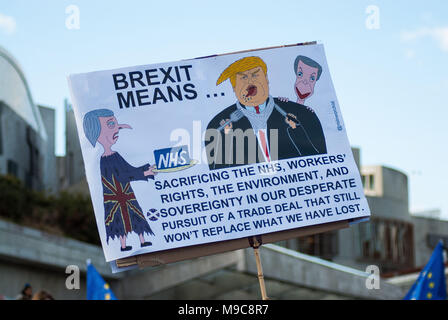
left=83, top=109, right=156, bottom=253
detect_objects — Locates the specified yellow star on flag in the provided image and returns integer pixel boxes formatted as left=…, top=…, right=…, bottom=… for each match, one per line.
left=429, top=282, right=435, bottom=289
left=427, top=292, right=432, bottom=299
left=105, top=293, right=111, bottom=300
left=104, top=283, right=110, bottom=290
left=427, top=272, right=432, bottom=279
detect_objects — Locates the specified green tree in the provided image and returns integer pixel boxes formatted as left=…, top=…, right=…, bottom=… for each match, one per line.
left=0, top=175, right=100, bottom=245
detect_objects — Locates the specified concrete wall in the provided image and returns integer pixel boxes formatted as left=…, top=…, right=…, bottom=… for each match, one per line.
left=411, top=216, right=448, bottom=267
left=0, top=101, right=46, bottom=190
left=333, top=225, right=363, bottom=269
left=333, top=165, right=411, bottom=270
left=0, top=258, right=89, bottom=300
left=387, top=267, right=448, bottom=295
left=245, top=244, right=405, bottom=299
left=0, top=219, right=120, bottom=299
left=62, top=107, right=85, bottom=188
left=0, top=218, right=407, bottom=300
left=362, top=166, right=409, bottom=221
left=351, top=147, right=361, bottom=170
left=116, top=250, right=244, bottom=299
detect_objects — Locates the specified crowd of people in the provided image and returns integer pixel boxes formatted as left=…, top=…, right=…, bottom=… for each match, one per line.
left=0, top=284, right=55, bottom=300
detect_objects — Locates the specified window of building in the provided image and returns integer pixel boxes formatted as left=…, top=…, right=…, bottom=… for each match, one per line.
left=25, top=125, right=42, bottom=189
left=34, top=148, right=40, bottom=180
left=296, top=231, right=339, bottom=261
left=0, top=102, right=3, bottom=155
left=362, top=173, right=376, bottom=191
left=7, top=159, right=18, bottom=177
left=358, top=217, right=414, bottom=272
left=369, top=174, right=375, bottom=190
left=68, top=152, right=74, bottom=185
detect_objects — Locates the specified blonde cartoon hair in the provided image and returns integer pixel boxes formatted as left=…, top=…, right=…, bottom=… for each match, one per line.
left=216, top=56, right=267, bottom=87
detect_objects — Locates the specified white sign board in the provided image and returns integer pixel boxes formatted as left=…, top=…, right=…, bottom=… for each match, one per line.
left=68, top=43, right=370, bottom=262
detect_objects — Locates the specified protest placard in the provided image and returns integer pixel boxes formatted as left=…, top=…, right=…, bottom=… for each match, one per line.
left=68, top=42, right=370, bottom=264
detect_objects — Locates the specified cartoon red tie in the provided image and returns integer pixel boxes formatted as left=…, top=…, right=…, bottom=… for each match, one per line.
left=258, top=130, right=270, bottom=162
left=254, top=105, right=260, bottom=114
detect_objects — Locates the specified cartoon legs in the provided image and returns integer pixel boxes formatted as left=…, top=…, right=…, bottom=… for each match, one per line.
left=119, top=234, right=152, bottom=251
left=139, top=234, right=152, bottom=247
left=119, top=235, right=131, bottom=251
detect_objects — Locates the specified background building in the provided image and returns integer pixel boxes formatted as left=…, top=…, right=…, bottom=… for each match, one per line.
left=281, top=148, right=448, bottom=276
left=0, top=46, right=446, bottom=299
left=38, top=104, right=58, bottom=193
left=0, top=46, right=60, bottom=193
left=57, top=100, right=84, bottom=191
left=335, top=163, right=415, bottom=273
left=46, top=92, right=448, bottom=277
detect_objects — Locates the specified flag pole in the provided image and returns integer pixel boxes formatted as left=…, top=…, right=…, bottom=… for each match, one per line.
left=250, top=236, right=269, bottom=300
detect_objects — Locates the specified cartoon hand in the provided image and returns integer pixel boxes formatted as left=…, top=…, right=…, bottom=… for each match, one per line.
left=144, top=165, right=158, bottom=177
left=278, top=97, right=289, bottom=102
left=220, top=119, right=232, bottom=134
left=285, top=113, right=297, bottom=129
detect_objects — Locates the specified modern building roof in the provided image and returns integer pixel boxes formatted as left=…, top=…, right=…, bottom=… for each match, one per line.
left=0, top=46, right=47, bottom=140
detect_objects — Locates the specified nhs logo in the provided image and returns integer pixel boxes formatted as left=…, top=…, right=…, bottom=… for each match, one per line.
left=154, top=145, right=191, bottom=171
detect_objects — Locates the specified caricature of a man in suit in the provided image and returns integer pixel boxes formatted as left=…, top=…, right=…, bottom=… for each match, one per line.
left=205, top=56, right=327, bottom=170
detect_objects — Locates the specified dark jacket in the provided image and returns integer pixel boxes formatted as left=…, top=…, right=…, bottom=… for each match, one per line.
left=205, top=97, right=327, bottom=170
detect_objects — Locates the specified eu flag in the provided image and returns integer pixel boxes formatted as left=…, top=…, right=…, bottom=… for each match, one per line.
left=87, top=260, right=118, bottom=300
left=404, top=241, right=446, bottom=300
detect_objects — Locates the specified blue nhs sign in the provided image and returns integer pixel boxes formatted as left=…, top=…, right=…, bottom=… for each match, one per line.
left=154, top=145, right=191, bottom=170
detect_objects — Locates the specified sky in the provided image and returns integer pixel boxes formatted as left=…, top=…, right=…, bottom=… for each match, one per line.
left=0, top=0, right=447, bottom=219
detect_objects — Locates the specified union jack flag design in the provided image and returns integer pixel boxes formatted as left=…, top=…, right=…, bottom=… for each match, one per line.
left=99, top=152, right=155, bottom=244
left=102, top=174, right=147, bottom=234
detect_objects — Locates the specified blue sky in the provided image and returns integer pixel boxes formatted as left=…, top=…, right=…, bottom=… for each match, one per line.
left=1, top=0, right=448, bottom=218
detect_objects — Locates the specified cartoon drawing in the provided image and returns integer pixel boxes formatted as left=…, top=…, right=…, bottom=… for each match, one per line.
left=205, top=56, right=327, bottom=170
left=147, top=208, right=160, bottom=221
left=293, top=55, right=322, bottom=105
left=83, top=109, right=156, bottom=252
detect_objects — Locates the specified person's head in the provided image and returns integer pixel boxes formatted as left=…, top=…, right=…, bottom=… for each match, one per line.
left=293, top=55, right=322, bottom=102
left=83, top=109, right=132, bottom=149
left=32, top=290, right=54, bottom=300
left=22, top=284, right=32, bottom=297
left=217, top=56, right=269, bottom=106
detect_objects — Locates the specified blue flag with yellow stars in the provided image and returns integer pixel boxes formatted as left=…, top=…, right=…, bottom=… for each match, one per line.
left=404, top=241, right=446, bottom=300
left=87, top=260, right=117, bottom=300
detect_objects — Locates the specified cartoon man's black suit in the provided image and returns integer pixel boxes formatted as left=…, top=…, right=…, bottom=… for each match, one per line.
left=205, top=97, right=327, bottom=170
